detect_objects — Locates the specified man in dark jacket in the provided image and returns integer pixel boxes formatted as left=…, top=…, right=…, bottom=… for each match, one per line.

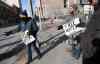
left=19, top=10, right=41, bottom=64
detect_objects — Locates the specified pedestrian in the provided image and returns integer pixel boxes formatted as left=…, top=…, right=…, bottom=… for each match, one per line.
left=26, top=18, right=42, bottom=64
left=80, top=1, right=100, bottom=64
left=19, top=10, right=41, bottom=64
left=69, top=4, right=78, bottom=16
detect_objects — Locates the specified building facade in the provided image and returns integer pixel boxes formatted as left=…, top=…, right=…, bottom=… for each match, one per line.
left=35, top=0, right=98, bottom=18
left=36, top=0, right=69, bottom=18
left=0, top=0, right=20, bottom=27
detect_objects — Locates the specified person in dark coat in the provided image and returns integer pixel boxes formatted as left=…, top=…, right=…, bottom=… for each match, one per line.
left=19, top=10, right=41, bottom=64
left=80, top=1, right=100, bottom=64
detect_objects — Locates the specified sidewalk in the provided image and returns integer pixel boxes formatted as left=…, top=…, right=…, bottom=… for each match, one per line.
left=0, top=16, right=73, bottom=64
left=31, top=42, right=82, bottom=64
left=0, top=20, right=64, bottom=64
left=16, top=24, right=64, bottom=64
left=0, top=25, right=18, bottom=35
left=0, top=25, right=21, bottom=54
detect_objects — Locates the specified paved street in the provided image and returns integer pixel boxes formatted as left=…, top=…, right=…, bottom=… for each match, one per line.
left=0, top=0, right=98, bottom=64
left=0, top=25, right=22, bottom=64
left=31, top=42, right=82, bottom=64
left=0, top=16, right=82, bottom=64
left=16, top=30, right=82, bottom=64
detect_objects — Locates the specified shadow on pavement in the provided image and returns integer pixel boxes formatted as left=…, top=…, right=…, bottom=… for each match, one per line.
left=0, top=43, right=25, bottom=61
left=42, top=35, right=68, bottom=57
left=0, top=40, right=21, bottom=49
left=0, top=31, right=66, bottom=63
left=39, top=31, right=64, bottom=46
left=0, top=36, right=15, bottom=41
left=32, top=35, right=68, bottom=62
left=4, top=28, right=18, bottom=36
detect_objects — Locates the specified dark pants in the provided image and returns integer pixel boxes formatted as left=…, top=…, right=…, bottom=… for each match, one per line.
left=83, top=38, right=100, bottom=64
left=72, top=36, right=81, bottom=59
left=27, top=33, right=41, bottom=63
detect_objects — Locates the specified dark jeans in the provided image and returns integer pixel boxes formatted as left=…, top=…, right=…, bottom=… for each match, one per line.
left=27, top=34, right=41, bottom=63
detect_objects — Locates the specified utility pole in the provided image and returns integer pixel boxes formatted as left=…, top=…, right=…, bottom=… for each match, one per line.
left=38, top=0, right=43, bottom=30
left=28, top=0, right=42, bottom=30
left=29, top=0, right=34, bottom=18
left=18, top=0, right=22, bottom=12
left=43, top=0, right=46, bottom=18
left=40, top=0, right=43, bottom=18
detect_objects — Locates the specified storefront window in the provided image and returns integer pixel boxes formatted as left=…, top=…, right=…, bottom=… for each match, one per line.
left=64, top=0, right=67, bottom=8
left=80, top=0, right=89, bottom=5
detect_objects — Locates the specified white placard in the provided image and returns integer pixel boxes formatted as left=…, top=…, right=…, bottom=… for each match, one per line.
left=63, top=17, right=80, bottom=32
left=63, top=17, right=84, bottom=37
left=21, top=30, right=35, bottom=45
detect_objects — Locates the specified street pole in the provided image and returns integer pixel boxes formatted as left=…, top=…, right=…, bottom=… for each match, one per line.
left=28, top=0, right=42, bottom=30
left=43, top=0, right=47, bottom=18
left=18, top=0, right=22, bottom=12
left=39, top=0, right=43, bottom=30
left=29, top=0, right=34, bottom=19
left=40, top=0, right=43, bottom=18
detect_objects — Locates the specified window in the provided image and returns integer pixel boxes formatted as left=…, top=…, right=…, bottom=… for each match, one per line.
left=64, top=0, right=67, bottom=8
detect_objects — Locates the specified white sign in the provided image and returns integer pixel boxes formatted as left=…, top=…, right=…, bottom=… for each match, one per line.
left=21, top=30, right=35, bottom=45
left=63, top=17, right=84, bottom=37
left=63, top=17, right=80, bottom=32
